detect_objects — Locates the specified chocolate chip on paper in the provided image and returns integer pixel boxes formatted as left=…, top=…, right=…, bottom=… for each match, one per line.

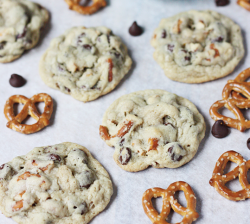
left=215, top=0, right=230, bottom=6
left=129, top=21, right=143, bottom=36
left=212, top=120, right=229, bottom=138
left=9, top=74, right=26, bottom=87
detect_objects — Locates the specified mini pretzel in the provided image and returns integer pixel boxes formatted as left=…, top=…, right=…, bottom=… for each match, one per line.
left=4, top=93, right=53, bottom=134
left=142, top=181, right=199, bottom=224
left=210, top=68, right=250, bottom=131
left=237, top=0, right=250, bottom=11
left=209, top=151, right=250, bottom=201
left=65, top=0, right=106, bottom=15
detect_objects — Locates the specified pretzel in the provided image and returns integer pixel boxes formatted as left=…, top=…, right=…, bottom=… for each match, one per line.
left=4, top=93, right=53, bottom=134
left=209, top=150, right=250, bottom=201
left=210, top=68, right=250, bottom=131
left=142, top=181, right=199, bottom=224
left=237, top=0, right=250, bottom=11
left=65, top=0, right=106, bottom=15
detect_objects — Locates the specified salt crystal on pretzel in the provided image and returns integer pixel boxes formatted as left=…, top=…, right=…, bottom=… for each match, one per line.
left=4, top=93, right=53, bottom=134
left=209, top=150, right=250, bottom=201
left=142, top=181, right=199, bottom=224
left=65, top=0, right=106, bottom=15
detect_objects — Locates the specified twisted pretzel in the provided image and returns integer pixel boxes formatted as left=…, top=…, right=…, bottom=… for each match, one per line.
left=209, top=151, right=250, bottom=201
left=237, top=0, right=250, bottom=11
left=210, top=68, right=250, bottom=131
left=65, top=0, right=106, bottom=15
left=4, top=93, right=53, bottom=134
left=142, top=181, right=199, bottom=224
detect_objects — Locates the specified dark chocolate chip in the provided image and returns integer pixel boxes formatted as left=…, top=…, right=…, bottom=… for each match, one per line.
left=119, top=138, right=125, bottom=147
left=0, top=164, right=5, bottom=170
left=168, top=146, right=173, bottom=153
left=161, top=30, right=167, bottom=38
left=49, top=154, right=61, bottom=162
left=184, top=56, right=191, bottom=61
left=107, top=35, right=110, bottom=44
left=129, top=21, right=143, bottom=36
left=171, top=153, right=175, bottom=161
left=9, top=74, right=26, bottom=87
left=215, top=0, right=229, bottom=6
left=212, top=120, right=229, bottom=138
left=165, top=141, right=169, bottom=145
left=0, top=41, right=6, bottom=50
left=16, top=28, right=27, bottom=40
left=65, top=87, right=71, bottom=93
left=213, top=36, right=224, bottom=43
left=247, top=138, right=250, bottom=150
left=73, top=206, right=77, bottom=209
left=177, top=155, right=183, bottom=161
left=167, top=44, right=174, bottom=52
left=83, top=44, right=92, bottom=50
left=119, top=147, right=131, bottom=165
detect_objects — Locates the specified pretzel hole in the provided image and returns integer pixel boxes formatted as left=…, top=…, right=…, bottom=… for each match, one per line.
left=13, top=103, right=24, bottom=116
left=239, top=109, right=250, bottom=120
left=225, top=177, right=242, bottom=192
left=151, top=197, right=163, bottom=214
left=168, top=208, right=183, bottom=223
left=78, top=0, right=93, bottom=6
left=218, top=107, right=235, bottom=119
left=174, top=191, right=187, bottom=208
left=224, top=161, right=239, bottom=174
left=35, top=102, right=45, bottom=115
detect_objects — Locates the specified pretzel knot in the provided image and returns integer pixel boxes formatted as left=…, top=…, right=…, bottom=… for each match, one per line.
left=142, top=181, right=199, bottom=224
left=209, top=151, right=250, bottom=201
left=4, top=93, right=53, bottom=134
left=65, top=0, right=107, bottom=15
left=210, top=67, right=250, bottom=131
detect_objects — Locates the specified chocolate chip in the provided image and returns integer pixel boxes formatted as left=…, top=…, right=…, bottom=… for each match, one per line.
left=49, top=154, right=61, bottom=162
left=212, top=120, right=229, bottom=138
left=119, top=147, right=131, bottom=165
left=119, top=138, right=125, bottom=147
left=215, top=0, right=229, bottom=6
left=107, top=35, right=110, bottom=44
left=162, top=30, right=167, bottom=38
left=16, top=28, right=27, bottom=40
left=177, top=155, right=183, bottom=161
left=0, top=41, right=6, bottom=50
left=83, top=44, right=92, bottom=50
left=247, top=138, right=250, bottom=150
left=184, top=56, right=190, bottom=61
left=0, top=164, right=5, bottom=170
left=167, top=44, right=174, bottom=52
left=168, top=146, right=173, bottom=153
left=9, top=74, right=26, bottom=87
left=129, top=21, right=143, bottom=36
left=213, top=36, right=224, bottom=42
left=65, top=87, right=71, bottom=93
left=73, top=206, right=77, bottom=209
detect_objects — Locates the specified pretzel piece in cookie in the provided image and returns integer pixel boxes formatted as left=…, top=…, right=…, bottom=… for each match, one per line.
left=210, top=68, right=250, bottom=131
left=142, top=181, right=199, bottom=224
left=4, top=93, right=53, bottom=134
left=209, top=151, right=250, bottom=201
left=65, top=0, right=106, bottom=15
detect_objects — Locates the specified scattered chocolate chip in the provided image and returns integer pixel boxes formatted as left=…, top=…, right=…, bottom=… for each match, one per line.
left=212, top=120, right=229, bottom=138
left=165, top=141, right=169, bottom=145
left=16, top=28, right=27, bottom=40
left=171, top=153, right=175, bottom=161
left=83, top=44, right=92, bottom=50
left=119, top=138, right=125, bottom=147
left=129, top=21, right=143, bottom=36
left=49, top=154, right=61, bottom=162
left=162, top=30, right=167, bottom=38
left=119, top=147, right=131, bottom=165
left=0, top=41, right=6, bottom=50
left=184, top=56, right=191, bottom=61
left=65, top=87, right=71, bottom=93
left=81, top=183, right=91, bottom=189
left=9, top=74, right=26, bottom=87
left=215, top=0, right=229, bottom=6
left=177, top=155, right=183, bottom=161
left=0, top=164, right=5, bottom=170
left=167, top=44, right=174, bottom=52
left=213, top=36, right=224, bottom=43
left=73, top=206, right=77, bottom=209
left=168, top=146, right=173, bottom=153
left=247, top=138, right=250, bottom=149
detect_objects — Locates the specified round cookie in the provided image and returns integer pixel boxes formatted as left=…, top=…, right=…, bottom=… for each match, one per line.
left=0, top=0, right=49, bottom=63
left=0, top=142, right=113, bottom=224
left=99, top=89, right=206, bottom=172
left=39, top=26, right=132, bottom=102
left=151, top=10, right=244, bottom=83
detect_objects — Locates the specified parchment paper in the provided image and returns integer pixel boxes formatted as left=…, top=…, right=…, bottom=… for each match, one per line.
left=0, top=0, right=250, bottom=223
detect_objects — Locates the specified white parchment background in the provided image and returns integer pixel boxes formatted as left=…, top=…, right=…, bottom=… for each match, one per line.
left=0, top=0, right=250, bottom=223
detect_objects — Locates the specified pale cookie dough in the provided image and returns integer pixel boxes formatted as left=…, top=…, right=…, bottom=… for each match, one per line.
left=99, top=89, right=206, bottom=172
left=0, top=142, right=113, bottom=224
left=39, top=26, right=132, bottom=102
left=0, top=0, right=49, bottom=63
left=151, top=10, right=244, bottom=83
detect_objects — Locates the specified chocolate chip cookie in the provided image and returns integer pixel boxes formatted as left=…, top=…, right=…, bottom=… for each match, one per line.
left=39, top=26, right=132, bottom=102
left=99, top=89, right=206, bottom=172
left=0, top=0, right=49, bottom=63
left=151, top=10, right=244, bottom=83
left=0, top=142, right=113, bottom=224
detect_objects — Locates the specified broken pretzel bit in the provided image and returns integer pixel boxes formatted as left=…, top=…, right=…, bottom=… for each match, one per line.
left=115, top=121, right=133, bottom=138
left=210, top=43, right=220, bottom=58
left=99, top=125, right=111, bottom=140
left=107, top=58, right=113, bottom=82
left=12, top=200, right=24, bottom=212
left=237, top=0, right=250, bottom=11
left=148, top=138, right=159, bottom=151
left=17, top=172, right=41, bottom=181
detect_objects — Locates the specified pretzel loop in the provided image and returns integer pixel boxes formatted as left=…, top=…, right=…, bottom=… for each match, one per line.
left=209, top=151, right=250, bottom=201
left=65, top=0, right=107, bottom=15
left=4, top=93, right=53, bottom=134
left=142, top=181, right=199, bottom=224
left=210, top=68, right=250, bottom=131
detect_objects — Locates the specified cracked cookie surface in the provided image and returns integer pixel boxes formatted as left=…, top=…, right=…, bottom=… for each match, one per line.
left=99, top=89, right=206, bottom=172
left=0, top=142, right=113, bottom=224
left=39, top=26, right=132, bottom=102
left=0, top=0, right=49, bottom=63
left=151, top=10, right=244, bottom=83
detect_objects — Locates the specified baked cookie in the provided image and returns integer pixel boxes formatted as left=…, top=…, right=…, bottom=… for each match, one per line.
left=99, top=89, right=205, bottom=172
left=39, top=26, right=132, bottom=102
left=0, top=142, right=113, bottom=224
left=0, top=0, right=49, bottom=63
left=151, top=10, right=244, bottom=83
